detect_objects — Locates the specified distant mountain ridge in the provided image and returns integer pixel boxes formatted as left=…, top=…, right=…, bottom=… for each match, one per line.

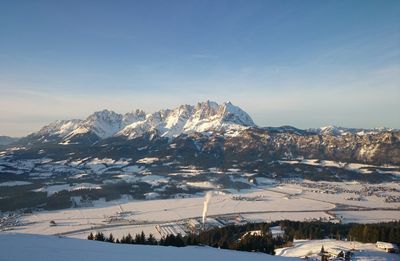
left=308, top=125, right=395, bottom=136
left=22, top=101, right=396, bottom=144
left=0, top=136, right=19, bottom=146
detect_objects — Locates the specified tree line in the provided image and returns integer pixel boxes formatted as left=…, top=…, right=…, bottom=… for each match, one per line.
left=280, top=220, right=400, bottom=244
left=87, top=224, right=283, bottom=255
left=87, top=220, right=400, bottom=254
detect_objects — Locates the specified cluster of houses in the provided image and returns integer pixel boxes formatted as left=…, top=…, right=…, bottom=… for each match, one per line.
left=0, top=213, right=21, bottom=231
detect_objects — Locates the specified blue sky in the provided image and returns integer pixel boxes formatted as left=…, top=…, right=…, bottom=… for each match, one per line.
left=0, top=0, right=399, bottom=136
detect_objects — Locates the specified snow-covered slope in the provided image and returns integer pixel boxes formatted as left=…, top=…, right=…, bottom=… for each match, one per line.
left=0, top=233, right=297, bottom=261
left=37, top=119, right=83, bottom=137
left=275, top=239, right=397, bottom=260
left=23, top=119, right=83, bottom=143
left=66, top=110, right=133, bottom=139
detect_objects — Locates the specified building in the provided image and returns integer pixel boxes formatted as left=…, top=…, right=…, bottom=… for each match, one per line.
left=376, top=241, right=399, bottom=253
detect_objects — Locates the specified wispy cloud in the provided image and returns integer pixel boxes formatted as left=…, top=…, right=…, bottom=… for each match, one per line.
left=190, top=54, right=218, bottom=59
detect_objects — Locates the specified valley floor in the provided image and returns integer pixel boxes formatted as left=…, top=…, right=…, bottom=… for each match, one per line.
left=2, top=182, right=399, bottom=240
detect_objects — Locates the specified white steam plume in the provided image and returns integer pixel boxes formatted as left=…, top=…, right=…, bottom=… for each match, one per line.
left=202, top=191, right=213, bottom=225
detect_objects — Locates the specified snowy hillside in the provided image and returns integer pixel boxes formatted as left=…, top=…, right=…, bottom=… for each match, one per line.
left=0, top=233, right=297, bottom=261
left=275, top=239, right=398, bottom=260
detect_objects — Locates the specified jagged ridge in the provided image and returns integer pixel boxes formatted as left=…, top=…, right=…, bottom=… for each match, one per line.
left=30, top=101, right=255, bottom=142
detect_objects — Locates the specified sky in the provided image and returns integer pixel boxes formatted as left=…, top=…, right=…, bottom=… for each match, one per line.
left=0, top=0, right=399, bottom=136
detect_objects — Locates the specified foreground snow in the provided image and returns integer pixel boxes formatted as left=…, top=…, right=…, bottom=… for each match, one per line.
left=0, top=233, right=296, bottom=261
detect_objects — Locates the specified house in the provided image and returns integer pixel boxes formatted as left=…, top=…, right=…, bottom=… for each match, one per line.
left=270, top=225, right=285, bottom=239
left=376, top=241, right=399, bottom=253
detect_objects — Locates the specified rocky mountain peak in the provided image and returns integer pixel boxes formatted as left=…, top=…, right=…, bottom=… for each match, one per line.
left=218, top=101, right=255, bottom=126
left=123, top=110, right=146, bottom=126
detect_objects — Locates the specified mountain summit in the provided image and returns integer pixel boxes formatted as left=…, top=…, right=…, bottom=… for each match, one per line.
left=118, top=101, right=255, bottom=139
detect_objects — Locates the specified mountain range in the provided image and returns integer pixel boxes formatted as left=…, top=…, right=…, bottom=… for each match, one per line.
left=22, top=101, right=254, bottom=144
left=2, top=101, right=400, bottom=165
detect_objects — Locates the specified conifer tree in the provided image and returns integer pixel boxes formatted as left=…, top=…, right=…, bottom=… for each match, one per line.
left=94, top=232, right=105, bottom=241
left=147, top=233, right=157, bottom=245
left=107, top=233, right=115, bottom=243
left=87, top=232, right=94, bottom=240
left=125, top=233, right=133, bottom=244
left=175, top=233, right=184, bottom=247
left=140, top=231, right=146, bottom=244
left=319, top=245, right=328, bottom=261
left=134, top=233, right=142, bottom=244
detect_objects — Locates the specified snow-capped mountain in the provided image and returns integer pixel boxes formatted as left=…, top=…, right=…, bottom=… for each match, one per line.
left=65, top=110, right=122, bottom=139
left=27, top=101, right=255, bottom=142
left=183, top=101, right=255, bottom=132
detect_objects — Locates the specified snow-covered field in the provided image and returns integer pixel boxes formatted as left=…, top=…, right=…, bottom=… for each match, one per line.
left=0, top=156, right=399, bottom=261
left=4, top=187, right=328, bottom=238
left=0, top=181, right=32, bottom=186
left=0, top=233, right=297, bottom=261
left=34, top=183, right=102, bottom=196
left=335, top=210, right=400, bottom=224
left=276, top=239, right=398, bottom=260
left=3, top=182, right=398, bottom=240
